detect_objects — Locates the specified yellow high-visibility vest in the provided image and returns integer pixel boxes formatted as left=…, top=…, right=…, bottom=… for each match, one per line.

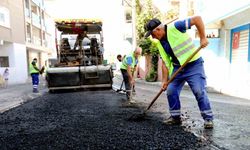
left=152, top=24, right=200, bottom=76
left=120, top=53, right=136, bottom=71
left=29, top=62, right=39, bottom=74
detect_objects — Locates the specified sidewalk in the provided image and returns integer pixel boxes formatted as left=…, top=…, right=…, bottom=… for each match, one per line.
left=0, top=77, right=47, bottom=113
left=114, top=72, right=220, bottom=94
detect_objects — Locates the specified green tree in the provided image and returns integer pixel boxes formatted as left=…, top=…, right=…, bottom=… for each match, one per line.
left=136, top=0, right=160, bottom=82
left=136, top=0, right=156, bottom=41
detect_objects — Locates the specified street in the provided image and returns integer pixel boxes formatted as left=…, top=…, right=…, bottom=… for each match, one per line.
left=125, top=77, right=250, bottom=150
left=1, top=0, right=250, bottom=149
left=0, top=75, right=249, bottom=149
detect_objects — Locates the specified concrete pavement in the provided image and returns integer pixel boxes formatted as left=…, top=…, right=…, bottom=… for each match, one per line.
left=0, top=77, right=47, bottom=113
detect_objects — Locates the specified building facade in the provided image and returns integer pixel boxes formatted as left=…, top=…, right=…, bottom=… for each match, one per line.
left=0, top=0, right=53, bottom=84
left=24, top=0, right=54, bottom=75
left=203, top=5, right=250, bottom=99
left=135, top=0, right=250, bottom=99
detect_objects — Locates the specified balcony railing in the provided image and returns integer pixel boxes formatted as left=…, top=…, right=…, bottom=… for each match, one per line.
left=33, top=36, right=42, bottom=46
left=32, top=0, right=45, bottom=9
left=25, top=8, right=31, bottom=18
left=26, top=37, right=31, bottom=43
left=42, top=39, right=48, bottom=47
left=41, top=19, right=46, bottom=30
left=32, top=0, right=41, bottom=6
left=31, top=12, right=41, bottom=28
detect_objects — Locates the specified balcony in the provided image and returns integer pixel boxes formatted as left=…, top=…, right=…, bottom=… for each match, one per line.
left=25, top=8, right=31, bottom=18
left=41, top=19, right=46, bottom=31
left=33, top=36, right=42, bottom=46
left=31, top=13, right=41, bottom=28
left=32, top=0, right=45, bottom=9
left=26, top=37, right=31, bottom=43
left=26, top=32, right=32, bottom=43
left=42, top=39, right=48, bottom=47
left=32, top=0, right=41, bottom=6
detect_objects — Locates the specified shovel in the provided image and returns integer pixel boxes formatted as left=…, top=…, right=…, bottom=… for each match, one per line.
left=128, top=46, right=203, bottom=121
left=128, top=84, right=136, bottom=103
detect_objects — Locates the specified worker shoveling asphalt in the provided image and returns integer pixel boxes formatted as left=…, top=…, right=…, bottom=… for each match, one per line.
left=128, top=46, right=203, bottom=122
left=113, top=79, right=138, bottom=107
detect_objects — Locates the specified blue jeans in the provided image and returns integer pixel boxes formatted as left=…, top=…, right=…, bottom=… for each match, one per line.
left=166, top=58, right=213, bottom=121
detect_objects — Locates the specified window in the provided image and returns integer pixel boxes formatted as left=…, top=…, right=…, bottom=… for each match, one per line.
left=25, top=0, right=30, bottom=9
left=0, top=6, right=10, bottom=28
left=0, top=13, right=5, bottom=22
left=0, top=57, right=9, bottom=67
left=125, top=12, right=132, bottom=23
left=32, top=26, right=42, bottom=45
left=26, top=23, right=31, bottom=42
left=25, top=0, right=31, bottom=18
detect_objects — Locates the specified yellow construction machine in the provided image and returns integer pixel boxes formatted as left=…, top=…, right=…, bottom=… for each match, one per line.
left=46, top=19, right=113, bottom=91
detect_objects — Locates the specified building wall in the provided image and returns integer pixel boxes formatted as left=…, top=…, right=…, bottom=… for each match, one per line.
left=9, top=0, right=26, bottom=44
left=1, top=0, right=51, bottom=85
left=218, top=8, right=250, bottom=99
left=223, top=8, right=250, bottom=29
left=0, top=0, right=28, bottom=84
left=27, top=50, right=48, bottom=69
left=12, top=43, right=28, bottom=84
left=0, top=43, right=28, bottom=84
left=0, top=0, right=25, bottom=44
left=0, top=26, right=11, bottom=42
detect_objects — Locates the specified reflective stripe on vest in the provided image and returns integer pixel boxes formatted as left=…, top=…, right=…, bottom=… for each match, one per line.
left=167, top=24, right=200, bottom=65
left=120, top=53, right=136, bottom=70
left=29, top=62, right=39, bottom=74
left=151, top=24, right=200, bottom=76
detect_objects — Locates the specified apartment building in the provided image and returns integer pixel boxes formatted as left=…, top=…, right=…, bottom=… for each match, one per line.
left=0, top=0, right=53, bottom=84
left=24, top=0, right=54, bottom=69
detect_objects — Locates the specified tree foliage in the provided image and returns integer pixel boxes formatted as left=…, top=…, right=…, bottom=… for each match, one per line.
left=135, top=0, right=161, bottom=82
left=135, top=0, right=160, bottom=56
left=136, top=0, right=156, bottom=41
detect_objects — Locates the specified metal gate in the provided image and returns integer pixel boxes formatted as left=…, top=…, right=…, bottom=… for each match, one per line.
left=229, top=24, right=250, bottom=89
left=231, top=29, right=249, bottom=63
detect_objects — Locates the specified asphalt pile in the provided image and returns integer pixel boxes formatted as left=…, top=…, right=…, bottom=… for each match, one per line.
left=0, top=90, right=210, bottom=149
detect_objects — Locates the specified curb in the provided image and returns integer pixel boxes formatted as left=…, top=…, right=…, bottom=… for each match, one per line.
left=114, top=74, right=220, bottom=94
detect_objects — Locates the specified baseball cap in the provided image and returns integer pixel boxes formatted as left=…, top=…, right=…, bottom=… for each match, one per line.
left=144, top=18, right=161, bottom=38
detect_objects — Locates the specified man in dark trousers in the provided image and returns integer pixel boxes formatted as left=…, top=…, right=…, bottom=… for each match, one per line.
left=144, top=16, right=213, bottom=129
left=120, top=47, right=141, bottom=102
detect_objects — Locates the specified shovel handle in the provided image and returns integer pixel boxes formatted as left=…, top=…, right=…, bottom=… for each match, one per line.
left=145, top=46, right=203, bottom=112
left=168, top=46, right=203, bottom=83
left=145, top=88, right=164, bottom=111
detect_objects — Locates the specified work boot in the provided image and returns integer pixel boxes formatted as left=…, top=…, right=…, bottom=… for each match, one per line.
left=129, top=99, right=136, bottom=104
left=204, top=120, right=213, bottom=129
left=163, top=117, right=182, bottom=125
left=33, top=88, right=39, bottom=93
